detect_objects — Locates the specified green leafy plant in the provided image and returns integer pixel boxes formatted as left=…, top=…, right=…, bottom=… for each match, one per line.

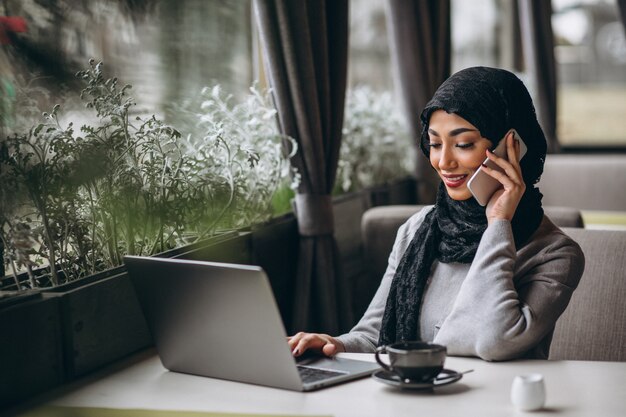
left=336, top=85, right=415, bottom=193
left=1, top=104, right=88, bottom=286
left=1, top=60, right=297, bottom=290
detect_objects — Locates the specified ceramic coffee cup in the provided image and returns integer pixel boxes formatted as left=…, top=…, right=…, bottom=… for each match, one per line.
left=375, top=341, right=447, bottom=382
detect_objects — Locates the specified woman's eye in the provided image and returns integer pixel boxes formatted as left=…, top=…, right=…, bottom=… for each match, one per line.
left=456, top=143, right=474, bottom=149
left=428, top=143, right=441, bottom=149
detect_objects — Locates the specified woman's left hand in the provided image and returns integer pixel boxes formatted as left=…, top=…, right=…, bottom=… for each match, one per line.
left=481, top=132, right=526, bottom=224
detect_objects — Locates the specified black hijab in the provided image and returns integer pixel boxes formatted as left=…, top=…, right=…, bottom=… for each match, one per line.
left=378, top=67, right=547, bottom=346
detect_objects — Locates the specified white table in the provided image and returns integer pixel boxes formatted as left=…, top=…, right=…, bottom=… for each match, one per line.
left=13, top=350, right=626, bottom=417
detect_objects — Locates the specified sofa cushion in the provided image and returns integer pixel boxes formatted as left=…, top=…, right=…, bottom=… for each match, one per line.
left=549, top=228, right=626, bottom=361
left=544, top=206, right=585, bottom=228
left=539, top=154, right=626, bottom=211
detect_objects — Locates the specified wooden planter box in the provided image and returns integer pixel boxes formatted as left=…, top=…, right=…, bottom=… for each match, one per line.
left=250, top=214, right=299, bottom=332
left=42, top=267, right=152, bottom=381
left=332, top=190, right=371, bottom=328
left=366, top=176, right=417, bottom=207
left=0, top=292, right=63, bottom=409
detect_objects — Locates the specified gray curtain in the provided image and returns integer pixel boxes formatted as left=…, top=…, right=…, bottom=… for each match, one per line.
left=253, top=0, right=351, bottom=334
left=518, top=0, right=560, bottom=153
left=385, top=0, right=451, bottom=204
left=512, top=1, right=525, bottom=72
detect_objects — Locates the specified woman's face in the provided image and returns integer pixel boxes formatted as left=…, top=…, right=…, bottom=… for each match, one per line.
left=427, top=110, right=493, bottom=201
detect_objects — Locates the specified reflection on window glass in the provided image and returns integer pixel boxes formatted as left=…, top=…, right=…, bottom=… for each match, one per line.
left=451, top=0, right=530, bottom=90
left=158, top=1, right=252, bottom=117
left=348, top=0, right=393, bottom=91
left=451, top=0, right=499, bottom=72
left=451, top=0, right=626, bottom=148
left=0, top=0, right=252, bottom=126
left=553, top=0, right=626, bottom=146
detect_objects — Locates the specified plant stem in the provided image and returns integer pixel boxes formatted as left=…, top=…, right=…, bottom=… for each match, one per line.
left=0, top=234, right=21, bottom=289
left=198, top=135, right=235, bottom=238
left=9, top=258, right=21, bottom=290
left=25, top=263, right=36, bottom=289
left=38, top=204, right=59, bottom=286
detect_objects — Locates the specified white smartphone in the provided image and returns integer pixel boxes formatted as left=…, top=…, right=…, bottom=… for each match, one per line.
left=467, top=129, right=527, bottom=206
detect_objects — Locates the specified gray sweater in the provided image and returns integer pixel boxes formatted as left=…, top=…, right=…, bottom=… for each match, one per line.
left=336, top=206, right=585, bottom=361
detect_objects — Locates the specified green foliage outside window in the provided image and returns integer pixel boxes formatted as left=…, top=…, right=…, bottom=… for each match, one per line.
left=336, top=85, right=415, bottom=194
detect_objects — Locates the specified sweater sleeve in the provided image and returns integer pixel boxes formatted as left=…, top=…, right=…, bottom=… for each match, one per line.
left=433, top=219, right=585, bottom=361
left=335, top=208, right=431, bottom=352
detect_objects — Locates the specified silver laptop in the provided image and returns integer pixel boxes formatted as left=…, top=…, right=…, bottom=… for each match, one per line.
left=124, top=255, right=379, bottom=391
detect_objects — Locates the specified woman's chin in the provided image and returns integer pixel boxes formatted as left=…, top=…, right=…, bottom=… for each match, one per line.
left=444, top=186, right=473, bottom=201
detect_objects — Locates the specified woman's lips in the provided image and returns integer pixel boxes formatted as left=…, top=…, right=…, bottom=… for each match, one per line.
left=442, top=174, right=468, bottom=188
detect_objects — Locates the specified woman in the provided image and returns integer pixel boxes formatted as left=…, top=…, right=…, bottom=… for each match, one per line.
left=288, top=66, right=585, bottom=361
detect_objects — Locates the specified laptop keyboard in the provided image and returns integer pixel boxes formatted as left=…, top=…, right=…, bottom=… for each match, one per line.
left=297, top=365, right=348, bottom=383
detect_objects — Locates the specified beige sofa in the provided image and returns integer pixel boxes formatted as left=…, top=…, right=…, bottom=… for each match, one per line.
left=539, top=154, right=626, bottom=229
left=360, top=206, right=626, bottom=362
left=539, top=154, right=626, bottom=211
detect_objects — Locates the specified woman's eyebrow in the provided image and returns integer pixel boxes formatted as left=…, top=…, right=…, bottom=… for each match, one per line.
left=428, top=127, right=478, bottom=137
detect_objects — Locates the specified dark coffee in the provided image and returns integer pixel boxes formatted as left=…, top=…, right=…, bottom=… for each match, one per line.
left=394, top=365, right=443, bottom=382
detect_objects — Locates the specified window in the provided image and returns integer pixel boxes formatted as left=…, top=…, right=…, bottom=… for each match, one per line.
left=553, top=0, right=626, bottom=147
left=1, top=0, right=252, bottom=125
left=451, top=0, right=626, bottom=148
left=452, top=0, right=500, bottom=71
left=348, top=0, right=394, bottom=91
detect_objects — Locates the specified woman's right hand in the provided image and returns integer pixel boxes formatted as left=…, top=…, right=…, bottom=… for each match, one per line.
left=287, top=332, right=346, bottom=358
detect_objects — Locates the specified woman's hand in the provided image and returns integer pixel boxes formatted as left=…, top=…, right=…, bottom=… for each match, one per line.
left=481, top=131, right=526, bottom=224
left=287, top=332, right=346, bottom=358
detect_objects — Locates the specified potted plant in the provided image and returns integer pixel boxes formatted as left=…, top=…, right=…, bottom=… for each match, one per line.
left=1, top=60, right=297, bottom=290
left=0, top=60, right=298, bottom=407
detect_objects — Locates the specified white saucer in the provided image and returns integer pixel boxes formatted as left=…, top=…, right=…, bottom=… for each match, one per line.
left=372, top=369, right=463, bottom=390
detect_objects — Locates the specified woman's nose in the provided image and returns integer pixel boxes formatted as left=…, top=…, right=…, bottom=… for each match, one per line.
left=438, top=146, right=457, bottom=170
